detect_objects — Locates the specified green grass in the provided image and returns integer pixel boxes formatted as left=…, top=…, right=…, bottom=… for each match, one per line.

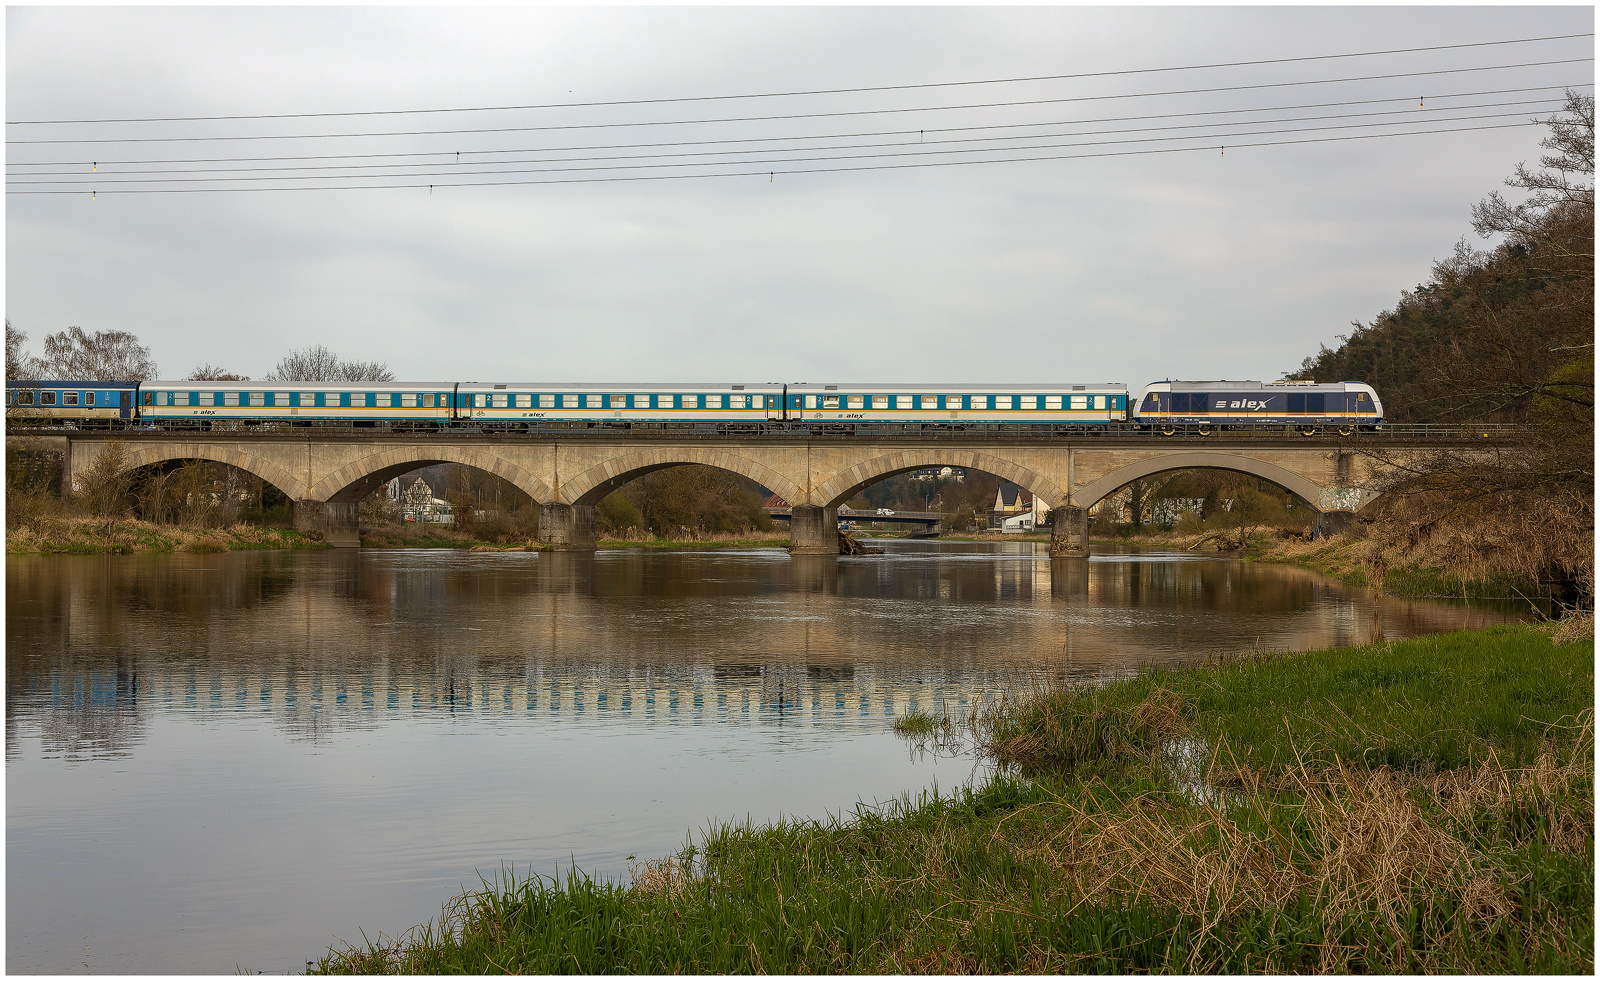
left=1042, top=625, right=1592, bottom=773
left=313, top=625, right=1593, bottom=975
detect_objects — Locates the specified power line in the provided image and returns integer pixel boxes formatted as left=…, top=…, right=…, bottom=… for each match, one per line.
left=8, top=31, right=1591, bottom=126
left=8, top=85, right=1583, bottom=169
left=6, top=107, right=1557, bottom=182
left=5, top=121, right=1536, bottom=193
left=7, top=58, right=1589, bottom=146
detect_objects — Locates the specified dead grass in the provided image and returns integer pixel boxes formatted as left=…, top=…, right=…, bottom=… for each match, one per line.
left=6, top=515, right=318, bottom=553
left=990, top=722, right=1591, bottom=972
left=628, top=854, right=699, bottom=900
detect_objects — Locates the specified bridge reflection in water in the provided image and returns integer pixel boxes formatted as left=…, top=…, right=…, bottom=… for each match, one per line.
left=6, top=544, right=1523, bottom=759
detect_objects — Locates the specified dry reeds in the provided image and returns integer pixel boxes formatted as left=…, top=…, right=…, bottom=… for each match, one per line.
left=993, top=728, right=1591, bottom=973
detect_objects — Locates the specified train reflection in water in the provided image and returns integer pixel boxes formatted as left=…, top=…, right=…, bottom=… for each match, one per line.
left=6, top=544, right=1526, bottom=760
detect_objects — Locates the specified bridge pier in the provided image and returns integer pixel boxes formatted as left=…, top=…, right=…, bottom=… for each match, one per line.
left=293, top=501, right=360, bottom=548
left=1313, top=510, right=1357, bottom=540
left=1050, top=557, right=1091, bottom=603
left=1049, top=506, right=1089, bottom=557
left=538, top=503, right=596, bottom=551
left=788, top=505, right=840, bottom=555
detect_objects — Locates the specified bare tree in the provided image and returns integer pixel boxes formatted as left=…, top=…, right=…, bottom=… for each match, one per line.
left=31, top=326, right=157, bottom=380
left=75, top=440, right=136, bottom=525
left=187, top=364, right=249, bottom=381
left=6, top=320, right=38, bottom=380
left=265, top=345, right=394, bottom=382
left=1471, top=90, right=1594, bottom=255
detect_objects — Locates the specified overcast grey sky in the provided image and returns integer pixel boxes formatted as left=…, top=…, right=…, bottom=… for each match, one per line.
left=6, top=6, right=1593, bottom=386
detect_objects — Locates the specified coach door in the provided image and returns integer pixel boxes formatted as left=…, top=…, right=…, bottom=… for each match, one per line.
left=766, top=388, right=783, bottom=421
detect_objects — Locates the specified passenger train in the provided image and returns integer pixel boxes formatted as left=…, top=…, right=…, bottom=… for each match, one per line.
left=5, top=378, right=1383, bottom=433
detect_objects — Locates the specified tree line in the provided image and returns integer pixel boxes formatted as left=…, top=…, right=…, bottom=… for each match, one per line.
left=5, top=329, right=393, bottom=383
left=1295, top=91, right=1593, bottom=603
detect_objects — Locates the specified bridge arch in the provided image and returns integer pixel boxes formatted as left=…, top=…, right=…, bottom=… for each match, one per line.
left=1072, top=451, right=1332, bottom=512
left=561, top=447, right=805, bottom=508
left=813, top=449, right=1067, bottom=510
left=110, top=444, right=310, bottom=501
left=307, top=447, right=553, bottom=504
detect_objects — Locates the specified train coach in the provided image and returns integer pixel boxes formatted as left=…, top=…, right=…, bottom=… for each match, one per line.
left=90, top=380, right=1133, bottom=430
left=1131, top=380, right=1383, bottom=433
left=4, top=380, right=139, bottom=425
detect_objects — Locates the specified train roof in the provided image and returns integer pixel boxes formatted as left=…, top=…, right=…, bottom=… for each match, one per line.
left=5, top=379, right=140, bottom=388
left=136, top=380, right=1130, bottom=391
left=1141, top=379, right=1373, bottom=391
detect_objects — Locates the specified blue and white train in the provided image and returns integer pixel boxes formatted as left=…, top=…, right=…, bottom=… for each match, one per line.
left=5, top=378, right=1383, bottom=432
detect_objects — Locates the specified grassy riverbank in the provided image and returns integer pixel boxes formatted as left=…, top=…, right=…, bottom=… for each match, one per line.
left=1246, top=533, right=1553, bottom=601
left=5, top=517, right=326, bottom=554
left=1094, top=528, right=1554, bottom=601
left=314, top=623, right=1593, bottom=974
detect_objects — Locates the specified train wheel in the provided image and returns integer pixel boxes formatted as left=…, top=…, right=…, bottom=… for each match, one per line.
left=1197, top=423, right=1213, bottom=436
left=1338, top=425, right=1354, bottom=436
left=1300, top=426, right=1320, bottom=436
left=1161, top=425, right=1176, bottom=436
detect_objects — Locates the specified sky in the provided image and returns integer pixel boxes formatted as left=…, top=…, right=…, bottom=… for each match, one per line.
left=5, top=6, right=1594, bottom=387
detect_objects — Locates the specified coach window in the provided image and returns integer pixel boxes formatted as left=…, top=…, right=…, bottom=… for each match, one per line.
left=1070, top=395, right=1088, bottom=410
left=1046, top=395, right=1063, bottom=410
left=942, top=396, right=961, bottom=409
left=40, top=391, right=58, bottom=406
left=995, top=395, right=1012, bottom=409
left=63, top=391, right=80, bottom=406
left=86, top=392, right=97, bottom=406
left=1020, top=396, right=1038, bottom=410
left=845, top=395, right=863, bottom=409
left=399, top=393, right=416, bottom=408
left=870, top=395, right=888, bottom=409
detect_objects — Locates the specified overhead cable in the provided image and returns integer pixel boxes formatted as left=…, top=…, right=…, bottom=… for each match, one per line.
left=7, top=31, right=1591, bottom=125
left=5, top=122, right=1536, bottom=193
left=7, top=85, right=1582, bottom=169
left=7, top=58, right=1590, bottom=147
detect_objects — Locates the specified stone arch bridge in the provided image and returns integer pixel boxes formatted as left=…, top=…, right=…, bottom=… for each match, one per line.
left=44, top=429, right=1488, bottom=555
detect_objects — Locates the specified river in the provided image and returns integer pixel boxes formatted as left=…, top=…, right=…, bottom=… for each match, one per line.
left=6, top=541, right=1529, bottom=973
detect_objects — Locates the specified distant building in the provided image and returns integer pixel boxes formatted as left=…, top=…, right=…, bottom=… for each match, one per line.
left=395, top=476, right=454, bottom=522
left=988, top=481, right=1048, bottom=532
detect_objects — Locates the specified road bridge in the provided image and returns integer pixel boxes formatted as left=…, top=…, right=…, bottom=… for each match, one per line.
left=33, top=426, right=1514, bottom=556
left=769, top=507, right=944, bottom=535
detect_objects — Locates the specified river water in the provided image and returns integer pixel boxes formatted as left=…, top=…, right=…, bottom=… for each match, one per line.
left=6, top=541, right=1529, bottom=974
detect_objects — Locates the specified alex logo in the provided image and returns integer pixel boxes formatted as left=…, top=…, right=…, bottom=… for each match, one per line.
left=1226, top=400, right=1271, bottom=410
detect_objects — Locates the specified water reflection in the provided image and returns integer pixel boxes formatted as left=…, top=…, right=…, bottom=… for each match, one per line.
left=8, top=544, right=1520, bottom=761
left=6, top=544, right=1528, bottom=974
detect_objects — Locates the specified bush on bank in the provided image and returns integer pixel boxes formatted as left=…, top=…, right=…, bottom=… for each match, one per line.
left=314, top=625, right=1593, bottom=975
